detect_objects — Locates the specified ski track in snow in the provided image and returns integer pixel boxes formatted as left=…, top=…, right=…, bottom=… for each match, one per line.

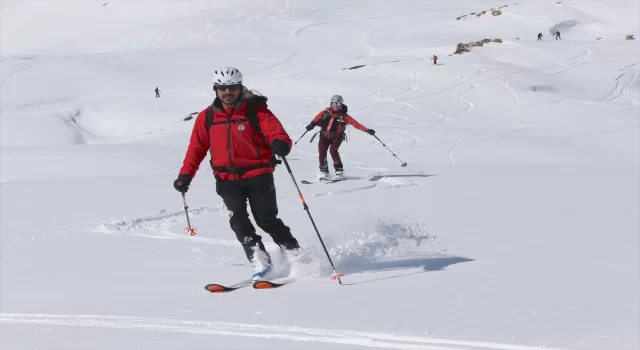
left=372, top=71, right=423, bottom=109
left=499, top=74, right=529, bottom=133
left=91, top=206, right=244, bottom=246
left=312, top=184, right=378, bottom=197
left=456, top=84, right=477, bottom=111
left=249, top=48, right=303, bottom=76
left=89, top=206, right=288, bottom=249
left=598, top=62, right=640, bottom=107
left=361, top=29, right=376, bottom=58
left=533, top=45, right=592, bottom=75
left=0, top=59, right=40, bottom=89
left=348, top=66, right=501, bottom=115
left=501, top=76, right=520, bottom=113
left=446, top=56, right=637, bottom=164
left=447, top=123, right=638, bottom=165
left=0, top=313, right=570, bottom=350
left=311, top=177, right=416, bottom=197
left=94, top=206, right=221, bottom=233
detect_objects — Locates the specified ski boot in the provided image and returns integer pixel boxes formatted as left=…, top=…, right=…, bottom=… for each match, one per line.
left=333, top=162, right=345, bottom=180
left=279, top=244, right=302, bottom=263
left=278, top=244, right=304, bottom=279
left=319, top=165, right=330, bottom=181
left=248, top=242, right=273, bottom=281
left=252, top=265, right=272, bottom=282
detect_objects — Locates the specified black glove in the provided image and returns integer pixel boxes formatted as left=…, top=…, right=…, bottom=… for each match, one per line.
left=271, top=139, right=290, bottom=157
left=366, top=129, right=375, bottom=135
left=173, top=174, right=193, bottom=193
left=305, top=123, right=316, bottom=131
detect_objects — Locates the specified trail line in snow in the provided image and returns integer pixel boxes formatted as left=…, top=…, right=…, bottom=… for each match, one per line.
left=456, top=84, right=476, bottom=111
left=532, top=44, right=592, bottom=75
left=447, top=124, right=638, bottom=165
left=599, top=62, right=640, bottom=107
left=501, top=76, right=519, bottom=108
left=0, top=313, right=570, bottom=350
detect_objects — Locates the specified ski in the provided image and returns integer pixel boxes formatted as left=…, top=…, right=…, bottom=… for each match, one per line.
left=323, top=178, right=345, bottom=183
left=205, top=280, right=292, bottom=292
left=204, top=279, right=253, bottom=293
left=301, top=178, right=346, bottom=184
left=252, top=280, right=291, bottom=289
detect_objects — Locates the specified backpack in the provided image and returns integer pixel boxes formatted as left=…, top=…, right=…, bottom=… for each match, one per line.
left=313, top=104, right=349, bottom=142
left=206, top=95, right=267, bottom=143
left=204, top=95, right=281, bottom=172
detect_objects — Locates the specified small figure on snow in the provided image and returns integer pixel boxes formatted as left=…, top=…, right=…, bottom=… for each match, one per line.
left=173, top=67, right=301, bottom=282
left=555, top=30, right=561, bottom=40
left=432, top=55, right=438, bottom=64
left=537, top=33, right=543, bottom=41
left=305, top=95, right=374, bottom=180
left=155, top=87, right=161, bottom=98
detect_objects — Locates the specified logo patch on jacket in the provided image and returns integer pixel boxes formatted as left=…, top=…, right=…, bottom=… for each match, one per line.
left=237, top=124, right=245, bottom=131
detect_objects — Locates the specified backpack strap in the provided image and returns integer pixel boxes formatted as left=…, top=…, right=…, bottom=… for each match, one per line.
left=205, top=108, right=214, bottom=132
left=246, top=95, right=269, bottom=146
left=205, top=95, right=281, bottom=172
left=205, top=95, right=268, bottom=139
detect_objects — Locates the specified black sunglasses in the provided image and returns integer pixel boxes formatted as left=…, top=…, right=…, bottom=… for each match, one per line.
left=215, top=84, right=241, bottom=92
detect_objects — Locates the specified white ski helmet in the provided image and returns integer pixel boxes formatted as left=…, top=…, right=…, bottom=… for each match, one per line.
left=213, top=67, right=243, bottom=86
left=330, top=95, right=344, bottom=105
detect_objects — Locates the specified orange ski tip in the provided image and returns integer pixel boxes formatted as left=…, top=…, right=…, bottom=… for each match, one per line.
left=205, top=284, right=226, bottom=292
left=253, top=281, right=276, bottom=289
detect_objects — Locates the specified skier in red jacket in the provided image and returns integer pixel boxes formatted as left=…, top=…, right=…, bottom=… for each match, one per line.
left=306, top=95, right=375, bottom=180
left=173, top=67, right=300, bottom=281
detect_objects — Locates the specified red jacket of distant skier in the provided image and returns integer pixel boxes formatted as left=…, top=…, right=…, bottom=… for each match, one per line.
left=311, top=105, right=368, bottom=138
left=179, top=92, right=292, bottom=181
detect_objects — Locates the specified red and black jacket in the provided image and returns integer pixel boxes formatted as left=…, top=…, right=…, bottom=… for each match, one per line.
left=179, top=91, right=292, bottom=181
left=311, top=104, right=368, bottom=139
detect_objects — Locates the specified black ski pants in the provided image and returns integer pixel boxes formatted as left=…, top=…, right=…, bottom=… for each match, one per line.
left=215, top=173, right=299, bottom=262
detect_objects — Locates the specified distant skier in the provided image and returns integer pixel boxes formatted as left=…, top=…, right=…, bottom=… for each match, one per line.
left=555, top=30, right=561, bottom=40
left=305, top=95, right=374, bottom=180
left=432, top=55, right=438, bottom=64
left=155, top=87, right=161, bottom=98
left=172, top=67, right=301, bottom=282
left=537, top=33, right=543, bottom=41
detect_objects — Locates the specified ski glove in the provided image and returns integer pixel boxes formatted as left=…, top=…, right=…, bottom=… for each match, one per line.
left=271, top=139, right=290, bottom=157
left=366, top=129, right=375, bottom=135
left=305, top=123, right=316, bottom=131
left=173, top=174, right=193, bottom=193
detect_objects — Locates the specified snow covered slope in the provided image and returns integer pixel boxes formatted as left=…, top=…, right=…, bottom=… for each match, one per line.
left=1, top=1, right=638, bottom=349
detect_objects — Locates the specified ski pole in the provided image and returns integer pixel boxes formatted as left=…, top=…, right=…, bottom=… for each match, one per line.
left=281, top=156, right=345, bottom=285
left=182, top=193, right=197, bottom=236
left=294, top=130, right=308, bottom=145
left=372, top=135, right=408, bottom=167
